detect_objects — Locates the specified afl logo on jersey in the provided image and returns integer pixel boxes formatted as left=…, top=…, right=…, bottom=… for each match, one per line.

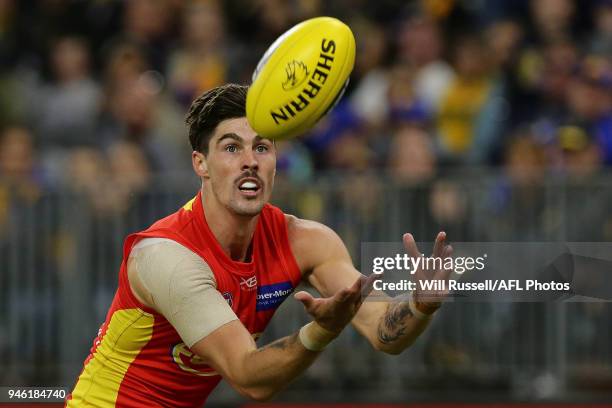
left=171, top=342, right=219, bottom=377
left=222, top=291, right=233, bottom=307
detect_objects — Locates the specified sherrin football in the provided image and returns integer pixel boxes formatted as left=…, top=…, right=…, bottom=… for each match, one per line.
left=246, top=17, right=356, bottom=139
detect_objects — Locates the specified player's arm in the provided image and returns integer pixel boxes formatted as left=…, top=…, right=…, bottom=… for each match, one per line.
left=191, top=273, right=374, bottom=402
left=128, top=238, right=376, bottom=402
left=287, top=216, right=452, bottom=355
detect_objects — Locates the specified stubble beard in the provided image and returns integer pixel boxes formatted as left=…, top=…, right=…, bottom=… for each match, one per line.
left=227, top=197, right=265, bottom=217
left=210, top=180, right=266, bottom=217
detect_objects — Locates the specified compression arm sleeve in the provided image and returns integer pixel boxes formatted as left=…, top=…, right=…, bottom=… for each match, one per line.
left=129, top=238, right=238, bottom=347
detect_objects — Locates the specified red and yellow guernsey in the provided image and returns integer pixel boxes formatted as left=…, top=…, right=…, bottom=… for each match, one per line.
left=66, top=192, right=302, bottom=407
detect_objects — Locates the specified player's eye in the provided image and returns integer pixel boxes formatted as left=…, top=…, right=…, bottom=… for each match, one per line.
left=255, top=144, right=269, bottom=153
left=225, top=144, right=238, bottom=153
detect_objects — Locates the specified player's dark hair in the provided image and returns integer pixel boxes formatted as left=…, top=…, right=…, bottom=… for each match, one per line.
left=185, top=84, right=248, bottom=154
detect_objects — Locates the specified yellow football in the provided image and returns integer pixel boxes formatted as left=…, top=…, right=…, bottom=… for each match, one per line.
left=246, top=16, right=356, bottom=140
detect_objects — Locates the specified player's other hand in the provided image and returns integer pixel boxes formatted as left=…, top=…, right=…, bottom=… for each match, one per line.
left=294, top=274, right=378, bottom=335
left=404, top=231, right=453, bottom=315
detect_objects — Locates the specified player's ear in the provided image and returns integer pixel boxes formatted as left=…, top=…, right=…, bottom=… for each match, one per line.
left=192, top=151, right=209, bottom=178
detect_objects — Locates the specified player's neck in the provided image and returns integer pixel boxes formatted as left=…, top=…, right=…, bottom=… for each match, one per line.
left=202, top=193, right=259, bottom=262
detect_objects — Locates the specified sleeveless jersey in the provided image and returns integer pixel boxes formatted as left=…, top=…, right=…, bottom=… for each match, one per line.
left=66, top=192, right=302, bottom=407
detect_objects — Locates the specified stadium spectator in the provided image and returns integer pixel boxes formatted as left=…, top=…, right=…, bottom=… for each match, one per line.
left=34, top=36, right=101, bottom=149
left=565, top=57, right=612, bottom=165
left=388, top=124, right=437, bottom=186
left=397, top=15, right=454, bottom=113
left=102, top=41, right=149, bottom=93
left=590, top=0, right=612, bottom=56
left=555, top=125, right=609, bottom=240
left=274, top=140, right=314, bottom=184
left=557, top=125, right=603, bottom=180
left=67, top=142, right=152, bottom=218
left=528, top=0, right=577, bottom=45
left=481, top=133, right=549, bottom=240
left=435, top=33, right=501, bottom=163
left=167, top=1, right=231, bottom=107
left=120, top=0, right=176, bottom=74
left=348, top=18, right=390, bottom=128
left=0, top=126, right=55, bottom=385
left=0, top=126, right=42, bottom=226
left=95, top=74, right=185, bottom=173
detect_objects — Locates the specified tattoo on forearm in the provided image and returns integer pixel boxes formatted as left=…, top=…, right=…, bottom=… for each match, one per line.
left=261, top=334, right=298, bottom=351
left=377, top=302, right=413, bottom=344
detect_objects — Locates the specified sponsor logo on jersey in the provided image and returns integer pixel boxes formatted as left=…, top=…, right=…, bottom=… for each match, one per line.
left=171, top=342, right=218, bottom=377
left=256, top=281, right=294, bottom=311
left=240, top=275, right=258, bottom=291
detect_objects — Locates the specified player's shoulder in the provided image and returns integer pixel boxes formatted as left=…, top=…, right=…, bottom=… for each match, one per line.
left=131, top=237, right=213, bottom=282
left=285, top=214, right=334, bottom=240
left=285, top=214, right=344, bottom=270
left=133, top=237, right=197, bottom=259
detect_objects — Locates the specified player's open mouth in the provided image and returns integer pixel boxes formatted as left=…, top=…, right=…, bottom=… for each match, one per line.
left=237, top=178, right=262, bottom=197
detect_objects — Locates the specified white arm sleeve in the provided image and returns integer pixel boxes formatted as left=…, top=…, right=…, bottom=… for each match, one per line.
left=130, top=238, right=238, bottom=347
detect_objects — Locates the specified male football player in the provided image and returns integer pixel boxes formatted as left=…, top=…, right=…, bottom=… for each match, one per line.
left=67, top=84, right=452, bottom=407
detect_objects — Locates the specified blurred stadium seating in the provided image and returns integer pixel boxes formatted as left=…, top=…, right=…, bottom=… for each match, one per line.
left=2, top=176, right=612, bottom=404
left=1, top=0, right=611, bottom=405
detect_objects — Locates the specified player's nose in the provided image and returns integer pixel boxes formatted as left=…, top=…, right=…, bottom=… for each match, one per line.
left=240, top=148, right=259, bottom=171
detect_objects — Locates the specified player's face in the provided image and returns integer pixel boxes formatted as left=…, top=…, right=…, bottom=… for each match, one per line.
left=201, top=117, right=276, bottom=216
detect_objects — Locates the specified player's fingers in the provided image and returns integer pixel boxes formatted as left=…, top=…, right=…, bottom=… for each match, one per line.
left=332, top=287, right=352, bottom=303
left=347, top=275, right=368, bottom=304
left=435, top=244, right=454, bottom=281
left=294, top=291, right=315, bottom=310
left=402, top=233, right=421, bottom=259
left=361, top=273, right=380, bottom=297
left=444, top=244, right=453, bottom=262
left=433, top=231, right=446, bottom=258
left=347, top=274, right=366, bottom=294
left=340, top=273, right=381, bottom=307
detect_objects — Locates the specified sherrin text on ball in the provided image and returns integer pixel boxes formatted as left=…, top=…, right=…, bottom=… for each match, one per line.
left=247, top=16, right=356, bottom=139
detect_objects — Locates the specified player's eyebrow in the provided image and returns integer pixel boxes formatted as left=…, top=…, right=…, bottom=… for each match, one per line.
left=254, top=135, right=272, bottom=144
left=216, top=133, right=243, bottom=145
left=217, top=133, right=272, bottom=145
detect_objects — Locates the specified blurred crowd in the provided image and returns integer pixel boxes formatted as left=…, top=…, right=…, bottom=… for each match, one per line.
left=0, top=0, right=611, bottom=189
left=1, top=0, right=612, bottom=391
left=0, top=0, right=611, bottom=236
left=1, top=0, right=612, bottom=259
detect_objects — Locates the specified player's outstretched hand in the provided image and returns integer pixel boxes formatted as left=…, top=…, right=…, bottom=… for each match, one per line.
left=294, top=274, right=378, bottom=335
left=404, top=231, right=453, bottom=315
